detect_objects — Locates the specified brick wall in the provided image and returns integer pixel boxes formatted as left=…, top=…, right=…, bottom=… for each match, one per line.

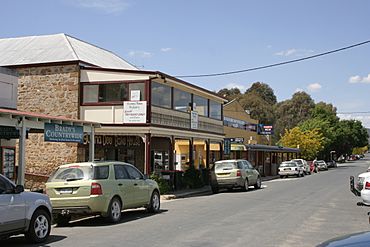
left=16, top=64, right=81, bottom=189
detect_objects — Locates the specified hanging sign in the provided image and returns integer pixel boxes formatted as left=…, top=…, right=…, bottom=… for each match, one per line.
left=44, top=123, right=83, bottom=143
left=190, top=111, right=198, bottom=129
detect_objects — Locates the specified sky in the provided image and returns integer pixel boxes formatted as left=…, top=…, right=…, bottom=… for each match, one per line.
left=1, top=0, right=370, bottom=127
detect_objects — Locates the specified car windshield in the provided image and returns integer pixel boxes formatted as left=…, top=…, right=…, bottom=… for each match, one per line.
left=292, top=160, right=303, bottom=165
left=215, top=162, right=236, bottom=171
left=48, top=165, right=94, bottom=182
left=280, top=162, right=296, bottom=167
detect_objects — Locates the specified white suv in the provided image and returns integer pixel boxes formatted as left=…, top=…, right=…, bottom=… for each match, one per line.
left=0, top=174, right=52, bottom=243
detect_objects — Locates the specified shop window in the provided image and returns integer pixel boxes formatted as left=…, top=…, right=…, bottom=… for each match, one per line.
left=151, top=82, right=171, bottom=108
left=82, top=83, right=127, bottom=103
left=193, top=95, right=208, bottom=116
left=209, top=100, right=222, bottom=120
left=173, top=88, right=191, bottom=112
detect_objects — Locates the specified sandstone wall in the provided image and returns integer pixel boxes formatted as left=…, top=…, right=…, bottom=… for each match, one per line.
left=16, top=64, right=81, bottom=189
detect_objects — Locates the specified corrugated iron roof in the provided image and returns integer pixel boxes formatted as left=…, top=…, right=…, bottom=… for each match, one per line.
left=0, top=33, right=137, bottom=70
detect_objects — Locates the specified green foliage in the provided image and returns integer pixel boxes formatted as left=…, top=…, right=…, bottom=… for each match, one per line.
left=245, top=82, right=277, bottom=105
left=217, top=87, right=242, bottom=101
left=149, top=173, right=171, bottom=195
left=183, top=165, right=204, bottom=189
left=239, top=92, right=275, bottom=125
left=279, top=127, right=324, bottom=160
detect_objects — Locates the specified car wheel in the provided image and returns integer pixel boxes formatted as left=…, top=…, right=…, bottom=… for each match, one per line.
left=54, top=214, right=71, bottom=227
left=211, top=185, right=219, bottom=194
left=242, top=179, right=249, bottom=191
left=25, top=209, right=51, bottom=243
left=296, top=173, right=300, bottom=177
left=280, top=175, right=284, bottom=179
left=106, top=197, right=122, bottom=223
left=254, top=177, right=262, bottom=189
left=147, top=190, right=160, bottom=213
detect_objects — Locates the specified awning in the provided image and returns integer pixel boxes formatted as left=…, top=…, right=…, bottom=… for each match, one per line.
left=231, top=143, right=247, bottom=151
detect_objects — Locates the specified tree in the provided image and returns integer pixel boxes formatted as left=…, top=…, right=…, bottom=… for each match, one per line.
left=217, top=87, right=242, bottom=101
left=274, top=92, right=315, bottom=142
left=245, top=82, right=277, bottom=105
left=239, top=92, right=275, bottom=125
left=310, top=102, right=339, bottom=125
left=279, top=127, right=324, bottom=160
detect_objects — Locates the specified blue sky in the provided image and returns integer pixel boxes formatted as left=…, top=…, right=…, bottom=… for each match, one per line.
left=1, top=0, right=370, bottom=127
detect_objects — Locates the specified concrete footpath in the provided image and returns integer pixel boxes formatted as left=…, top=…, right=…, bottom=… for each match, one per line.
left=161, top=175, right=279, bottom=201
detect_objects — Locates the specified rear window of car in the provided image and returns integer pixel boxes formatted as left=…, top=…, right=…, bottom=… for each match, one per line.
left=48, top=165, right=109, bottom=182
left=292, top=160, right=303, bottom=165
left=280, top=162, right=296, bottom=167
left=215, top=162, right=236, bottom=171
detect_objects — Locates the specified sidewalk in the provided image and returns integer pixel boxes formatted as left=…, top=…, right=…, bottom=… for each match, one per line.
left=161, top=175, right=279, bottom=201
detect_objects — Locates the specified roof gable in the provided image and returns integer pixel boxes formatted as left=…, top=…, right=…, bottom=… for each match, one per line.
left=0, top=33, right=137, bottom=70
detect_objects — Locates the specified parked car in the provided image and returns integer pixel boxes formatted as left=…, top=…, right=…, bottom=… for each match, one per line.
left=315, top=160, right=328, bottom=171
left=291, top=159, right=311, bottom=175
left=0, top=174, right=52, bottom=243
left=318, top=231, right=370, bottom=247
left=350, top=172, right=370, bottom=205
left=278, top=161, right=304, bottom=178
left=210, top=159, right=261, bottom=193
left=326, top=160, right=337, bottom=168
left=46, top=161, right=160, bottom=226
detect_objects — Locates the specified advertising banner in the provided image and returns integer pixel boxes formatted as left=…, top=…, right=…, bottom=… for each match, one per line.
left=257, top=124, right=274, bottom=135
left=123, top=101, right=147, bottom=123
left=190, top=111, right=199, bottom=129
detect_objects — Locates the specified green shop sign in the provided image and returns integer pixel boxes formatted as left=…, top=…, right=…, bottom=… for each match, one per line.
left=44, top=123, right=83, bottom=143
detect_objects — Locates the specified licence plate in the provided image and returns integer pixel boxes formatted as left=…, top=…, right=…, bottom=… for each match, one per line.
left=59, top=188, right=73, bottom=194
left=284, top=168, right=291, bottom=171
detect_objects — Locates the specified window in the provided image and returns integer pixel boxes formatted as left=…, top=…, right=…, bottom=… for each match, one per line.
left=129, top=83, right=145, bottom=101
left=209, top=100, right=222, bottom=120
left=114, top=165, right=129, bottom=179
left=151, top=82, right=171, bottom=108
left=124, top=165, right=143, bottom=180
left=173, top=88, right=191, bottom=112
left=93, top=166, right=109, bottom=179
left=82, top=83, right=127, bottom=103
left=193, top=95, right=208, bottom=116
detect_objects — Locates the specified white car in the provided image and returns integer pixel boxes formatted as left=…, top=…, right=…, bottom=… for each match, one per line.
left=278, top=161, right=304, bottom=178
left=361, top=176, right=370, bottom=205
left=0, top=174, right=52, bottom=243
left=291, top=159, right=311, bottom=175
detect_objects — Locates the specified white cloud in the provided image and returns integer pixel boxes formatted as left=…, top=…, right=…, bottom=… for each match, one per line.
left=307, top=83, right=322, bottom=92
left=160, top=48, right=172, bottom=52
left=349, top=74, right=370, bottom=84
left=225, top=83, right=246, bottom=92
left=64, top=0, right=129, bottom=14
left=128, top=50, right=152, bottom=58
left=275, top=48, right=314, bottom=57
left=337, top=114, right=370, bottom=128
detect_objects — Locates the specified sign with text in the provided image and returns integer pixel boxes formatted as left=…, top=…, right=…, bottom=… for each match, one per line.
left=44, top=123, right=83, bottom=143
left=0, top=126, right=20, bottom=139
left=257, top=124, right=274, bottom=135
left=190, top=111, right=198, bottom=129
left=123, top=101, right=147, bottom=123
left=224, top=138, right=231, bottom=155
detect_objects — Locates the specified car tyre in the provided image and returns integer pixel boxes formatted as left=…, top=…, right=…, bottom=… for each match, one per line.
left=147, top=190, right=160, bottom=213
left=280, top=175, right=284, bottom=179
left=211, top=185, right=219, bottom=194
left=242, top=179, right=249, bottom=192
left=25, top=209, right=51, bottom=243
left=254, top=176, right=262, bottom=189
left=54, top=214, right=71, bottom=227
left=105, top=197, right=122, bottom=223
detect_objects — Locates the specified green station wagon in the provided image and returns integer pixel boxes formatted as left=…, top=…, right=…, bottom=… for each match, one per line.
left=210, top=159, right=261, bottom=193
left=45, top=161, right=160, bottom=226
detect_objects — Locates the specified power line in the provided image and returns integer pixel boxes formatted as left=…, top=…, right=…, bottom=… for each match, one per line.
left=175, top=40, right=370, bottom=78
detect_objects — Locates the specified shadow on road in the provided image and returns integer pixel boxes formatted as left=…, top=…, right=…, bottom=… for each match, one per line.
left=58, top=209, right=168, bottom=228
left=1, top=234, right=66, bottom=247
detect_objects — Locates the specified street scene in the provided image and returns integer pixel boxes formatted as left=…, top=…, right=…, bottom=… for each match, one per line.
left=1, top=1, right=370, bottom=246
left=2, top=156, right=370, bottom=247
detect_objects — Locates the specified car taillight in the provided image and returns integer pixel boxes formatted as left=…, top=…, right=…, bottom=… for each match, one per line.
left=236, top=170, right=241, bottom=177
left=295, top=168, right=297, bottom=171
left=365, top=182, right=370, bottom=190
left=91, top=182, right=102, bottom=195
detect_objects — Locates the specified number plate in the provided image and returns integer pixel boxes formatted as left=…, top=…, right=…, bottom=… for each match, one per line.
left=59, top=188, right=73, bottom=194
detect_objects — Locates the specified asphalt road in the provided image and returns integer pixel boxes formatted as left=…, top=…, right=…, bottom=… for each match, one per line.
left=5, top=155, right=370, bottom=247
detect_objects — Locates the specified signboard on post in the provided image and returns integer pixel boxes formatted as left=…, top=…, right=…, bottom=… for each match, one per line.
left=257, top=124, right=273, bottom=135
left=0, top=126, right=20, bottom=139
left=123, top=101, right=147, bottom=123
left=190, top=111, right=198, bottom=129
left=224, top=138, right=231, bottom=155
left=44, top=123, right=83, bottom=143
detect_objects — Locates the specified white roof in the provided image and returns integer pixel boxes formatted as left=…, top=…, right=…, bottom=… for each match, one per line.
left=0, top=33, right=137, bottom=70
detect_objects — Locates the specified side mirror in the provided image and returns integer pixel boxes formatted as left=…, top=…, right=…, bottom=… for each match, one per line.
left=15, top=185, right=24, bottom=194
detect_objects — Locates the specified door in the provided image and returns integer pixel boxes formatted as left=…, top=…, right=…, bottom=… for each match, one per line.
left=0, top=175, right=26, bottom=232
left=124, top=165, right=149, bottom=206
left=113, top=165, right=135, bottom=208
